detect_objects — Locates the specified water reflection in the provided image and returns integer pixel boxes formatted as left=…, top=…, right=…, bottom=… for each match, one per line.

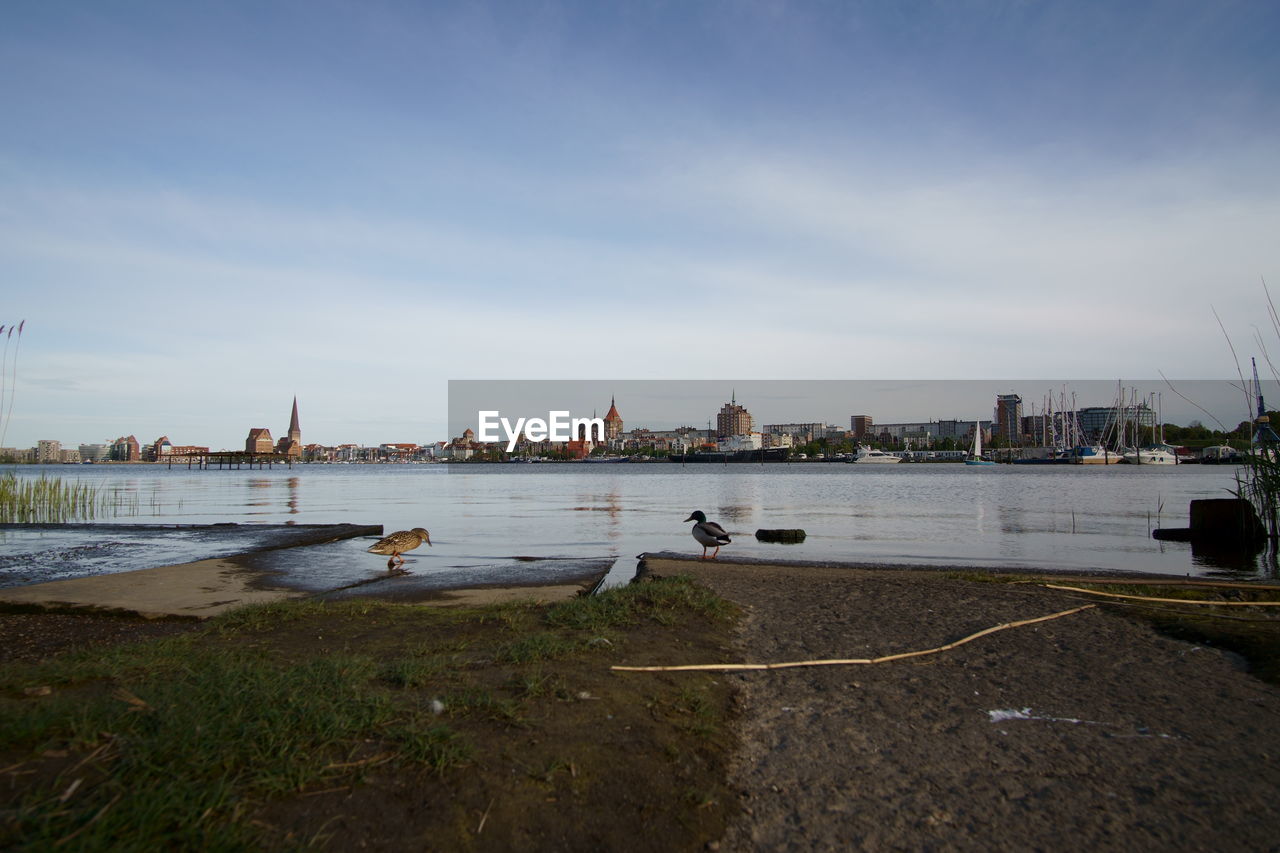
left=1191, top=539, right=1274, bottom=578
left=0, top=463, right=1269, bottom=578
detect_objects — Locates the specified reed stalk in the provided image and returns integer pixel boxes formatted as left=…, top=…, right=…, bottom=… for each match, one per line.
left=0, top=472, right=114, bottom=523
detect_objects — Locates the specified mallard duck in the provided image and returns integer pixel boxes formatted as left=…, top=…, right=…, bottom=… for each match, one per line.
left=368, top=528, right=431, bottom=570
left=684, top=511, right=730, bottom=560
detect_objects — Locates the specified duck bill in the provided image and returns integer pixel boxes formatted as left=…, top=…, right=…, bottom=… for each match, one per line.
left=683, top=514, right=697, bottom=523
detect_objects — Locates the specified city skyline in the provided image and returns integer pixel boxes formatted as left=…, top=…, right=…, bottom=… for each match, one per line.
left=6, top=378, right=1277, bottom=454
left=3, top=2, right=1278, bottom=448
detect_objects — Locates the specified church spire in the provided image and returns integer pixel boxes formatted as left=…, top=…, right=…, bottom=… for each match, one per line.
left=288, top=396, right=301, bottom=442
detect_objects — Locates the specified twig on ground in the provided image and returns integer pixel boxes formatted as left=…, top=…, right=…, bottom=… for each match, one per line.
left=1044, top=584, right=1280, bottom=606
left=612, top=605, right=1097, bottom=673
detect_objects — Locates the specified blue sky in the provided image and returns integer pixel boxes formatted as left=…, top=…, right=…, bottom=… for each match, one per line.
left=2, top=1, right=1278, bottom=449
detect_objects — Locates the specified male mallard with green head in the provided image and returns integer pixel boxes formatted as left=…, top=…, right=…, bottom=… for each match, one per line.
left=684, top=511, right=730, bottom=560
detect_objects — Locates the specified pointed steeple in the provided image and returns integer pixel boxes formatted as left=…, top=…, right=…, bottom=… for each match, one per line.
left=288, top=396, right=301, bottom=443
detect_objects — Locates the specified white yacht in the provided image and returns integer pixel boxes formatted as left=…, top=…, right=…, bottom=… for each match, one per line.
left=1122, top=445, right=1179, bottom=465
left=851, top=445, right=902, bottom=464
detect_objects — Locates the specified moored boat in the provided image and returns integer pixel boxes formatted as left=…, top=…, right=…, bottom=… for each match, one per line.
left=1121, top=445, right=1179, bottom=465
left=1064, top=445, right=1125, bottom=465
left=850, top=445, right=901, bottom=464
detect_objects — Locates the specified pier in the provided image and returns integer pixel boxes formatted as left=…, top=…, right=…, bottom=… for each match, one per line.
left=167, top=451, right=294, bottom=470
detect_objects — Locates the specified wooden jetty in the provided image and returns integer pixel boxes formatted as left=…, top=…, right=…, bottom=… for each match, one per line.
left=167, top=451, right=295, bottom=470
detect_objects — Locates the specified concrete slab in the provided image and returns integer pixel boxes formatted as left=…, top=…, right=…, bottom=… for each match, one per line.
left=0, top=557, right=306, bottom=619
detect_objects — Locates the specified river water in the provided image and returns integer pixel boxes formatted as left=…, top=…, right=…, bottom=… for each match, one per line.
left=0, top=462, right=1269, bottom=587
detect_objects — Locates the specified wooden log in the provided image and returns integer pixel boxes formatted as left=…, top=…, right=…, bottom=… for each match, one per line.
left=755, top=528, right=806, bottom=543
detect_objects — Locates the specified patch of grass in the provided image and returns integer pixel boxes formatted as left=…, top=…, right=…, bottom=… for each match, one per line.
left=380, top=657, right=445, bottom=688
left=1065, top=582, right=1280, bottom=687
left=545, top=574, right=735, bottom=631
left=940, top=571, right=1032, bottom=584
left=384, top=716, right=473, bottom=772
left=442, top=688, right=528, bottom=727
left=495, top=631, right=580, bottom=664
left=507, top=667, right=563, bottom=699
left=675, top=685, right=721, bottom=738
left=0, top=576, right=740, bottom=849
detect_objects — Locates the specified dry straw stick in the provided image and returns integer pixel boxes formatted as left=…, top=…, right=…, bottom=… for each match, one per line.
left=1043, top=583, right=1280, bottom=606
left=611, top=604, right=1097, bottom=673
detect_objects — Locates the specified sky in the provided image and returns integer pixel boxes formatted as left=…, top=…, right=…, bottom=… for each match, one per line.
left=2, top=0, right=1278, bottom=450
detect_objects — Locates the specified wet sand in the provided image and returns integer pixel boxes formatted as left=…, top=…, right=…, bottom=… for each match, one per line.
left=0, top=557, right=608, bottom=619
left=0, top=557, right=304, bottom=618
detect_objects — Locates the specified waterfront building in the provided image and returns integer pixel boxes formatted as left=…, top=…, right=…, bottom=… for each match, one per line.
left=716, top=394, right=753, bottom=439
left=763, top=423, right=825, bottom=444
left=850, top=415, right=873, bottom=439
left=379, top=443, right=420, bottom=462
left=1021, top=414, right=1052, bottom=447
left=762, top=432, right=794, bottom=449
left=874, top=421, right=990, bottom=446
left=1076, top=405, right=1155, bottom=443
left=78, top=444, right=109, bottom=463
left=994, top=394, right=1023, bottom=443
left=245, top=428, right=274, bottom=454
left=59, top=448, right=82, bottom=463
left=275, top=397, right=303, bottom=458
left=145, top=436, right=173, bottom=462
left=604, top=397, right=624, bottom=442
left=0, top=447, right=34, bottom=463
left=36, top=440, right=62, bottom=463
left=110, top=435, right=141, bottom=462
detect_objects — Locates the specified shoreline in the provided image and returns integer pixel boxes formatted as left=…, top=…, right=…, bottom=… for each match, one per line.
left=3, top=555, right=1279, bottom=848
left=4, top=548, right=1280, bottom=621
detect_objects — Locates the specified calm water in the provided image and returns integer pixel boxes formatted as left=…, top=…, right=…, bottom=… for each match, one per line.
left=0, top=462, right=1268, bottom=584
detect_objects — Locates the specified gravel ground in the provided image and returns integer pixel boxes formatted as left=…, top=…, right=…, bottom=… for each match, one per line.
left=643, top=558, right=1280, bottom=852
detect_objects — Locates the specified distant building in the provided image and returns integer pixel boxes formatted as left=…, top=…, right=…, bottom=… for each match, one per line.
left=850, top=415, right=873, bottom=439
left=994, top=394, right=1023, bottom=443
left=246, top=428, right=274, bottom=454
left=110, top=435, right=141, bottom=462
left=1021, top=414, right=1053, bottom=446
left=604, top=397, right=624, bottom=442
left=762, top=432, right=794, bottom=449
left=145, top=436, right=173, bottom=462
left=1076, top=405, right=1154, bottom=443
left=275, top=397, right=303, bottom=458
left=36, top=440, right=62, bottom=463
left=59, top=448, right=82, bottom=463
left=763, top=423, right=825, bottom=444
left=78, top=444, right=109, bottom=463
left=716, top=393, right=753, bottom=439
left=874, top=421, right=990, bottom=446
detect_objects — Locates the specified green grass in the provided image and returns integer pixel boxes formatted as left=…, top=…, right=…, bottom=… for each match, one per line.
left=545, top=573, right=735, bottom=631
left=1, top=576, right=735, bottom=848
left=1042, top=580, right=1280, bottom=687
